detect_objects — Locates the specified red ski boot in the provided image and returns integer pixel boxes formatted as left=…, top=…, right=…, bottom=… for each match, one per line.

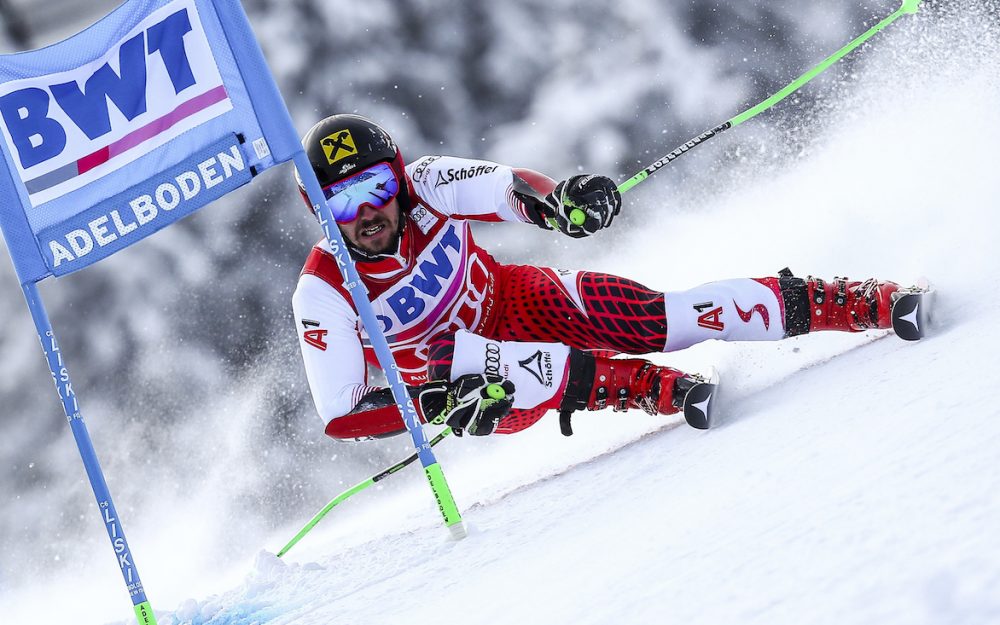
left=557, top=351, right=718, bottom=434
left=777, top=268, right=901, bottom=335
left=585, top=357, right=693, bottom=416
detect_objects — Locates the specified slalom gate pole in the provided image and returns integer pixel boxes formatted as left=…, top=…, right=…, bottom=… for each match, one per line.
left=613, top=0, right=922, bottom=195
left=20, top=282, right=156, bottom=625
left=293, top=151, right=467, bottom=540
left=277, top=427, right=454, bottom=557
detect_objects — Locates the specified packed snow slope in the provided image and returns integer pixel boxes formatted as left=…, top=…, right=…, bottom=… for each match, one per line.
left=4, top=3, right=1000, bottom=625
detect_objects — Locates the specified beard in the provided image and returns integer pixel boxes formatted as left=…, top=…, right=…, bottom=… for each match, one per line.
left=344, top=206, right=403, bottom=258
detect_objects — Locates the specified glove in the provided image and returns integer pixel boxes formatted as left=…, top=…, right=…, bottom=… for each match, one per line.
left=418, top=374, right=515, bottom=436
left=544, top=174, right=621, bottom=238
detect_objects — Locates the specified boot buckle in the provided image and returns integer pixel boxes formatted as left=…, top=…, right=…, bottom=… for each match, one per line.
left=810, top=276, right=826, bottom=305
left=615, top=387, right=630, bottom=411
left=834, top=278, right=848, bottom=306
left=594, top=386, right=608, bottom=410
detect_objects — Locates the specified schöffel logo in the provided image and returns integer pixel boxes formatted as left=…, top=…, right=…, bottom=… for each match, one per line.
left=0, top=0, right=232, bottom=207
left=518, top=350, right=554, bottom=387
left=434, top=164, right=498, bottom=187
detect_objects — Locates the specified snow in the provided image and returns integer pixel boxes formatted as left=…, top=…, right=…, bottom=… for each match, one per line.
left=3, top=2, right=1000, bottom=625
left=126, top=301, right=1000, bottom=625
left=122, top=323, right=1000, bottom=625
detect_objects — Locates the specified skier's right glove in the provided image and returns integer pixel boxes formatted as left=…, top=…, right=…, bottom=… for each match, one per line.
left=544, top=174, right=622, bottom=238
left=418, top=374, right=515, bottom=436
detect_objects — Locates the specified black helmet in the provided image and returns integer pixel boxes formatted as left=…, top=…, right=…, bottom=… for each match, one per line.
left=295, top=114, right=409, bottom=215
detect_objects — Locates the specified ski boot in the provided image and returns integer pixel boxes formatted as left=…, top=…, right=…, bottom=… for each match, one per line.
left=778, top=269, right=896, bottom=334
left=559, top=355, right=718, bottom=431
left=777, top=268, right=933, bottom=340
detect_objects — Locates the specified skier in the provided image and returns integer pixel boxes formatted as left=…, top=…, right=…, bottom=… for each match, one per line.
left=293, top=114, right=916, bottom=440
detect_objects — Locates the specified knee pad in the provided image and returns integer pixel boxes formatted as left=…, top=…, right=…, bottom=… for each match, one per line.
left=449, top=330, right=570, bottom=410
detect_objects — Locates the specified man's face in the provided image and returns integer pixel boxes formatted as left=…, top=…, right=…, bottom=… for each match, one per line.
left=339, top=199, right=402, bottom=256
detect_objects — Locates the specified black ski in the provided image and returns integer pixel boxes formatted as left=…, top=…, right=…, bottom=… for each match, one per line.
left=891, top=283, right=935, bottom=341
left=681, top=368, right=719, bottom=430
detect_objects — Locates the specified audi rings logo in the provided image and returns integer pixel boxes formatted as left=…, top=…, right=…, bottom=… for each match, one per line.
left=484, top=343, right=501, bottom=376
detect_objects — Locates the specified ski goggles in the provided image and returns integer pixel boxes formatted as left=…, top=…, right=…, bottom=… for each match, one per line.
left=322, top=162, right=401, bottom=224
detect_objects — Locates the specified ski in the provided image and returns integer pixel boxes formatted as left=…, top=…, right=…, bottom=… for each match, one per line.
left=891, top=282, right=935, bottom=341
left=681, top=367, right=719, bottom=430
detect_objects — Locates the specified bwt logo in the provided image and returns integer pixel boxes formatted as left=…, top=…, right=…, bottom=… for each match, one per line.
left=0, top=0, right=231, bottom=205
left=375, top=224, right=463, bottom=332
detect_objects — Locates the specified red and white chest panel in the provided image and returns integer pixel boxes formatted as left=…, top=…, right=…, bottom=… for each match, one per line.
left=294, top=154, right=540, bottom=427
left=303, top=210, right=501, bottom=384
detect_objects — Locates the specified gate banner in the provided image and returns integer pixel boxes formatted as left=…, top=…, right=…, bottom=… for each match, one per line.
left=0, top=0, right=301, bottom=284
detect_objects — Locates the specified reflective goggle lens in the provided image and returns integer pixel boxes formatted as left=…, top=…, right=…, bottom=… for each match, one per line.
left=322, top=162, right=400, bottom=223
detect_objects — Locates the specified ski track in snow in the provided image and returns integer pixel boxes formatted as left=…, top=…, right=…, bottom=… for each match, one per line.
left=4, top=4, right=1000, bottom=625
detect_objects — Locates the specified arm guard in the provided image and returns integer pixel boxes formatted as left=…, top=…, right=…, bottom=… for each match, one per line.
left=511, top=168, right=558, bottom=231
left=324, top=386, right=424, bottom=441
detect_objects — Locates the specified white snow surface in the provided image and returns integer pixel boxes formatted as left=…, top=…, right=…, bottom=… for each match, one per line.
left=5, top=5, right=1000, bottom=625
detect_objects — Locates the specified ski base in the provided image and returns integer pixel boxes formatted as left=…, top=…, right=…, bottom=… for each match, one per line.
left=682, top=368, right=719, bottom=430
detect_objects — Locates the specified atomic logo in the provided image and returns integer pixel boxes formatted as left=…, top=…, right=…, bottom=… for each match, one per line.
left=899, top=304, right=920, bottom=330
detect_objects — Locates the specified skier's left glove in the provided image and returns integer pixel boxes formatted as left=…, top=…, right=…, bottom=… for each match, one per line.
left=544, top=174, right=622, bottom=238
left=418, top=374, right=516, bottom=436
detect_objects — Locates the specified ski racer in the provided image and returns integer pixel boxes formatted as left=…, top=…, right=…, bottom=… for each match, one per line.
left=293, top=114, right=911, bottom=440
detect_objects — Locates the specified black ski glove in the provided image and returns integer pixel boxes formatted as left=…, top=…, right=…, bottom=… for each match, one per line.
left=544, top=174, right=621, bottom=238
left=418, top=374, right=515, bottom=436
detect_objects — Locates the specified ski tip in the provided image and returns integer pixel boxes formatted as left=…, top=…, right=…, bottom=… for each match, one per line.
left=891, top=286, right=935, bottom=341
left=682, top=367, right=719, bottom=430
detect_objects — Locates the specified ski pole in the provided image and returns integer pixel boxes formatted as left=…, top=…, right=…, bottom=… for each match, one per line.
left=277, top=427, right=455, bottom=558
left=294, top=151, right=467, bottom=540
left=21, top=283, right=157, bottom=625
left=570, top=0, right=923, bottom=225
